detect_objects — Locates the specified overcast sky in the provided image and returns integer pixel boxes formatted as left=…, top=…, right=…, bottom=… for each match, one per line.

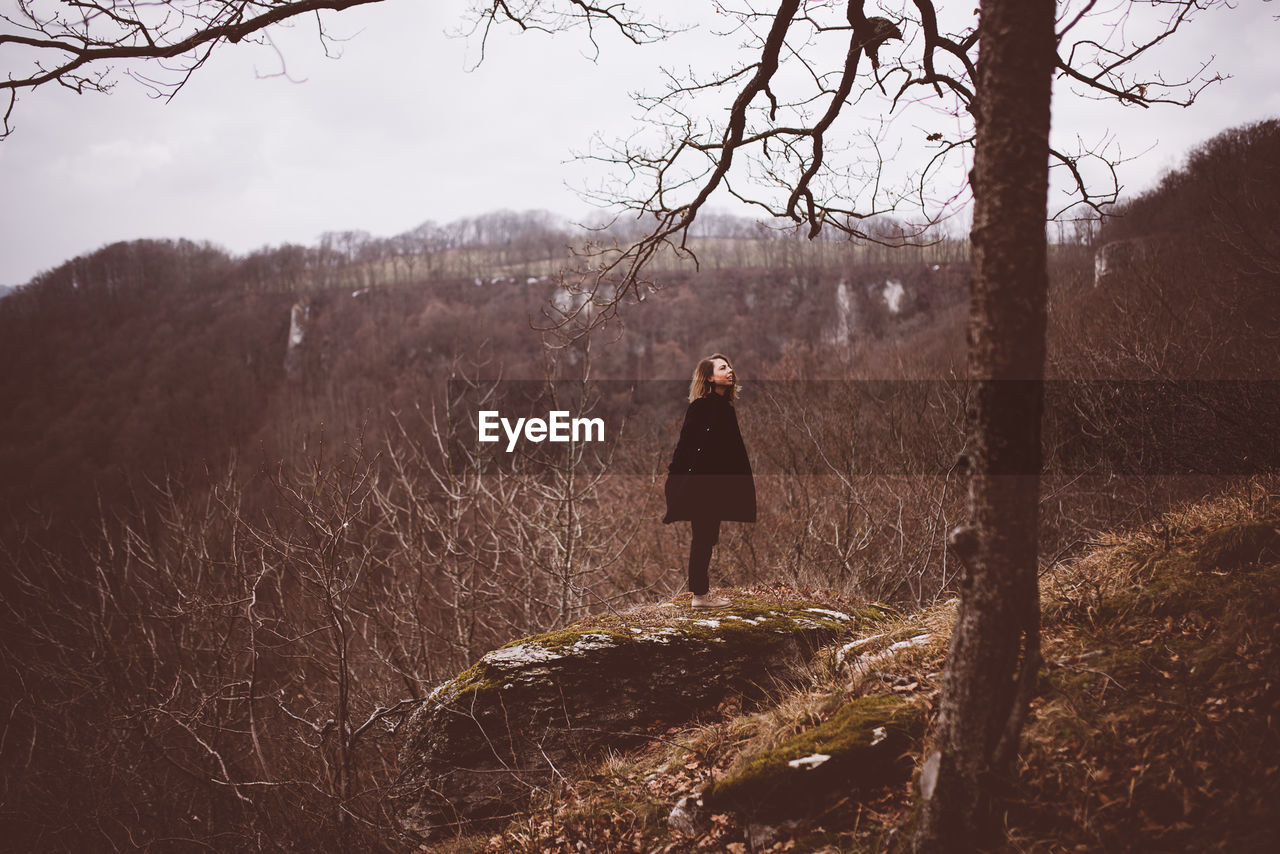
left=1, top=0, right=1277, bottom=285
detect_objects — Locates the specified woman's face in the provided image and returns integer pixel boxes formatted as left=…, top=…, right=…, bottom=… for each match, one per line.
left=710, top=358, right=735, bottom=389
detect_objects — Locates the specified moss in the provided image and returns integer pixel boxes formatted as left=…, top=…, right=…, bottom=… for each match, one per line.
left=1147, top=552, right=1197, bottom=580
left=1100, top=644, right=1161, bottom=683
left=479, top=592, right=873, bottom=664
left=1087, top=590, right=1138, bottom=625
left=500, top=624, right=635, bottom=655
left=1136, top=569, right=1214, bottom=619
left=703, top=693, right=924, bottom=819
left=1192, top=522, right=1280, bottom=573
left=1050, top=562, right=1280, bottom=703
left=672, top=608, right=847, bottom=645
left=853, top=602, right=903, bottom=622
left=433, top=661, right=498, bottom=705
left=1085, top=531, right=1280, bottom=625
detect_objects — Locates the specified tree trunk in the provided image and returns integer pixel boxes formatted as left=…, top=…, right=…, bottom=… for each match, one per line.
left=912, top=1, right=1054, bottom=851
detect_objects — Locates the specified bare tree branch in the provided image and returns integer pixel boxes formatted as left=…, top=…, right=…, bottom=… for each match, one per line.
left=534, top=0, right=1231, bottom=346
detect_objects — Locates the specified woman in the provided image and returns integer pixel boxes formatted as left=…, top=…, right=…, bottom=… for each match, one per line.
left=662, top=354, right=756, bottom=608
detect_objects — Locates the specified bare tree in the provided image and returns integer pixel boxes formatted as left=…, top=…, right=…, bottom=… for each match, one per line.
left=910, top=2, right=1053, bottom=848
left=368, top=361, right=514, bottom=664
left=540, top=0, right=1225, bottom=325
left=0, top=0, right=675, bottom=138
left=500, top=338, right=645, bottom=628
left=369, top=343, right=646, bottom=643
left=1, top=1, right=374, bottom=136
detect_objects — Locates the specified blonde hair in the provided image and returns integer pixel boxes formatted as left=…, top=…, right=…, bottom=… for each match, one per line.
left=688, top=353, right=739, bottom=402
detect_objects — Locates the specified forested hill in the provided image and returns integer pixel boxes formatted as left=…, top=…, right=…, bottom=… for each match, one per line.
left=1100, top=117, right=1280, bottom=269
left=0, top=228, right=969, bottom=542
left=3, top=119, right=1279, bottom=550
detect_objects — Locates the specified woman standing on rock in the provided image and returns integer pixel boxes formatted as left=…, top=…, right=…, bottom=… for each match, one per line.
left=663, top=354, right=756, bottom=608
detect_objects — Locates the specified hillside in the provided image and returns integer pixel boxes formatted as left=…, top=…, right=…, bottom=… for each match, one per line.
left=0, top=121, right=1277, bottom=852
left=421, top=476, right=1279, bottom=853
left=0, top=238, right=972, bottom=547
left=5, top=126, right=1277, bottom=547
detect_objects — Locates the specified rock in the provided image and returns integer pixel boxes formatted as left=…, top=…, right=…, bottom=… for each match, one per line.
left=747, top=820, right=804, bottom=849
left=394, top=592, right=880, bottom=839
left=701, top=693, right=925, bottom=821
left=668, top=793, right=706, bottom=836
left=1094, top=237, right=1153, bottom=286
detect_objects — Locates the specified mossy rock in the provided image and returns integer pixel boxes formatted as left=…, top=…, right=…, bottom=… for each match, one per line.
left=394, top=590, right=891, bottom=839
left=1192, top=523, right=1280, bottom=573
left=702, top=694, right=925, bottom=820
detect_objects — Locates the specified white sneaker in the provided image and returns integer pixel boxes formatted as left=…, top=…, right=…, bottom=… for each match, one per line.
left=690, top=593, right=732, bottom=609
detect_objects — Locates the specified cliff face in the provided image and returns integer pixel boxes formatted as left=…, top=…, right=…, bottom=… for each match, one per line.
left=1093, top=236, right=1159, bottom=286
left=392, top=591, right=895, bottom=839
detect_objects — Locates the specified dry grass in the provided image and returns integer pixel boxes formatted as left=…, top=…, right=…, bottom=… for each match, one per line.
left=1013, top=474, right=1280, bottom=852
left=1041, top=474, right=1280, bottom=625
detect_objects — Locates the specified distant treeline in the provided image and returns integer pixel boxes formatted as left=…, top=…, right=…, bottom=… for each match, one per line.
left=14, top=207, right=971, bottom=300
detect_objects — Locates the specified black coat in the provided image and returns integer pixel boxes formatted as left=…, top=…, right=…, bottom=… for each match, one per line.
left=662, top=392, right=757, bottom=523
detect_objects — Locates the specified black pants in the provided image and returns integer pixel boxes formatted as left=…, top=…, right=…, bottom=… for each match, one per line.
left=688, top=518, right=721, bottom=596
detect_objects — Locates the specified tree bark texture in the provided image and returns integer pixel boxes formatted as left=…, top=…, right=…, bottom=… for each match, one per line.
left=913, top=1, right=1055, bottom=851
